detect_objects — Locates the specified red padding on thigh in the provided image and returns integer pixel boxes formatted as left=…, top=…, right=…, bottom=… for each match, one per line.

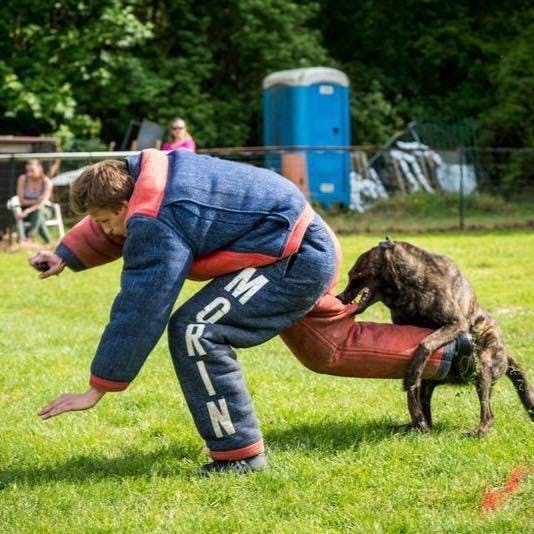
left=281, top=294, right=445, bottom=379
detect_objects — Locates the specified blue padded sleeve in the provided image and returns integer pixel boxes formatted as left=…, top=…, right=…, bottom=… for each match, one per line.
left=90, top=215, right=192, bottom=385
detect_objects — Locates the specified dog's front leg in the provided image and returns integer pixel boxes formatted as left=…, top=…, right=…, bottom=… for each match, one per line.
left=405, top=380, right=439, bottom=432
left=404, top=321, right=467, bottom=392
left=406, top=384, right=430, bottom=432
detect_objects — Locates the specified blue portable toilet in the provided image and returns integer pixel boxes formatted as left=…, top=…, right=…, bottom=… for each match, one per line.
left=262, top=67, right=351, bottom=206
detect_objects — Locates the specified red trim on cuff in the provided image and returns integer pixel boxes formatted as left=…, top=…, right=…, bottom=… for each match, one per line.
left=89, top=374, right=130, bottom=392
left=209, top=440, right=264, bottom=461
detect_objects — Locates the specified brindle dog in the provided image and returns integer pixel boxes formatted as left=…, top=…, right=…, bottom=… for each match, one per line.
left=337, top=237, right=534, bottom=436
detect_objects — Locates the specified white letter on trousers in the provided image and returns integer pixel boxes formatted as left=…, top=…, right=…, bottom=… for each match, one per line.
left=207, top=398, right=236, bottom=437
left=224, top=267, right=269, bottom=304
left=185, top=324, right=206, bottom=356
left=196, top=297, right=232, bottom=324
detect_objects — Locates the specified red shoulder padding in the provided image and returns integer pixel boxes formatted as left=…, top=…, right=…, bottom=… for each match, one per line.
left=281, top=294, right=446, bottom=379
left=62, top=216, right=125, bottom=268
left=126, top=149, right=168, bottom=220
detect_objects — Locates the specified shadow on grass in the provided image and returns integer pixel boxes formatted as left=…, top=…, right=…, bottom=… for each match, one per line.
left=264, top=418, right=452, bottom=453
left=1, top=419, right=453, bottom=488
left=0, top=442, right=197, bottom=489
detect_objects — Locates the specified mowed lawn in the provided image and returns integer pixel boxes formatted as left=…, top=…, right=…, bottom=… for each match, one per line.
left=1, top=231, right=533, bottom=533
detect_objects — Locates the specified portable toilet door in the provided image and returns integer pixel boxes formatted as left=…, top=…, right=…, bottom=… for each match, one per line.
left=263, top=67, right=351, bottom=206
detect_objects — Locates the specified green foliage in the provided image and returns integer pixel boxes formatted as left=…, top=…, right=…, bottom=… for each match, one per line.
left=1, top=232, right=533, bottom=531
left=315, top=193, right=534, bottom=234
left=149, top=0, right=329, bottom=147
left=500, top=150, right=534, bottom=198
left=351, top=80, right=403, bottom=145
left=480, top=17, right=534, bottom=147
left=0, top=0, right=532, bottom=151
left=0, top=0, right=153, bottom=142
left=0, top=0, right=327, bottom=148
left=316, top=0, right=534, bottom=148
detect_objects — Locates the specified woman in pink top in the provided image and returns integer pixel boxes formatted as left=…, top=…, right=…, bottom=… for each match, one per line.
left=161, top=117, right=196, bottom=152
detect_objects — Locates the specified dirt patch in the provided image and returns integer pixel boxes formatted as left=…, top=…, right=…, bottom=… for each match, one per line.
left=0, top=235, right=58, bottom=254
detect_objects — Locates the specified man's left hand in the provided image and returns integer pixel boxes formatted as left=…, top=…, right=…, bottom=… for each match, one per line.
left=38, top=388, right=105, bottom=419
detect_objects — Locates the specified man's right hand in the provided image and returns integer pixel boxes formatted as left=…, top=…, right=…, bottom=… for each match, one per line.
left=29, top=251, right=66, bottom=279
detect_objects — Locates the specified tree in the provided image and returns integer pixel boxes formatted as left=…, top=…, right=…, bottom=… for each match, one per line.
left=0, top=0, right=154, bottom=147
left=0, top=0, right=328, bottom=148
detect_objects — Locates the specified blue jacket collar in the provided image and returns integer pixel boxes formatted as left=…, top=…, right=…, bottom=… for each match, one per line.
left=125, top=153, right=142, bottom=181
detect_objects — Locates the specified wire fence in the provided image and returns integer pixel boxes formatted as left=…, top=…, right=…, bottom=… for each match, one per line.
left=1, top=145, right=533, bottom=240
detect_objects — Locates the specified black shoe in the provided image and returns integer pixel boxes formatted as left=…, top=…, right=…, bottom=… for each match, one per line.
left=450, top=332, right=477, bottom=381
left=197, top=453, right=268, bottom=476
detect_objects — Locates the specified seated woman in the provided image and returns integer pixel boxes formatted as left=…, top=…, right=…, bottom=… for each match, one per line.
left=16, top=159, right=53, bottom=244
left=161, top=117, right=196, bottom=152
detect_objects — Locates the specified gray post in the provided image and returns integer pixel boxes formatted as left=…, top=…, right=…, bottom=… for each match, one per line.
left=8, top=155, right=16, bottom=244
left=459, top=147, right=465, bottom=230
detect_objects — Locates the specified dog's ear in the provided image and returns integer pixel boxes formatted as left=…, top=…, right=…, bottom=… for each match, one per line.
left=379, top=236, right=395, bottom=249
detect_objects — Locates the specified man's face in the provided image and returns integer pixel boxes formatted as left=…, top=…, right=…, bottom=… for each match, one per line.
left=89, top=202, right=128, bottom=237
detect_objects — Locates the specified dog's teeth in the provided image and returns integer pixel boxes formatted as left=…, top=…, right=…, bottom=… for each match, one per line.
left=356, top=288, right=370, bottom=304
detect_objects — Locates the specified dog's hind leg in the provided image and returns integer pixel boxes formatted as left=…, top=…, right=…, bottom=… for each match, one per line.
left=506, top=356, right=534, bottom=421
left=473, top=368, right=495, bottom=437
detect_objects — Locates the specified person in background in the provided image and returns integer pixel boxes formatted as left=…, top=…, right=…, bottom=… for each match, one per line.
left=16, top=159, right=53, bottom=244
left=161, top=117, right=196, bottom=152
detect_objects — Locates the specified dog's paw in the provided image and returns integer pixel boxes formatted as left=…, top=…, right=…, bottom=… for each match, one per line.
left=464, top=429, right=484, bottom=439
left=392, top=423, right=415, bottom=434
left=464, top=424, right=491, bottom=438
left=393, top=421, right=430, bottom=433
left=413, top=421, right=430, bottom=433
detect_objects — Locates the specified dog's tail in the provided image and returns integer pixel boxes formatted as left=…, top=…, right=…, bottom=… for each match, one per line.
left=506, top=356, right=534, bottom=421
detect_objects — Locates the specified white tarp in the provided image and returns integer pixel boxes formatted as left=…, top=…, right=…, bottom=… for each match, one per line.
left=348, top=143, right=477, bottom=211
left=436, top=162, right=477, bottom=194
left=52, top=166, right=87, bottom=186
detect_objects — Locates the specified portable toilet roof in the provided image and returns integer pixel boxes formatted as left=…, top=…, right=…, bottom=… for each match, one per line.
left=262, top=67, right=349, bottom=89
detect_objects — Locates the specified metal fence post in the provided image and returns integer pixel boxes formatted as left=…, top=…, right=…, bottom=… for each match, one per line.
left=459, top=146, right=465, bottom=230
left=8, top=155, right=16, bottom=244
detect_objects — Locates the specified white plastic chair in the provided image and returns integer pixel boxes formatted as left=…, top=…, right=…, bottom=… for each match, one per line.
left=7, top=195, right=65, bottom=241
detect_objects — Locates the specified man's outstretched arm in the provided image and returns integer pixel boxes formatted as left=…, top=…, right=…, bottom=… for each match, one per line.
left=37, top=216, right=193, bottom=420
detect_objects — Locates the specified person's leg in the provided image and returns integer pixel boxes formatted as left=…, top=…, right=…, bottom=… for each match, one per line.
left=167, top=216, right=338, bottom=470
left=281, top=293, right=458, bottom=381
left=37, top=208, right=51, bottom=243
left=23, top=210, right=41, bottom=239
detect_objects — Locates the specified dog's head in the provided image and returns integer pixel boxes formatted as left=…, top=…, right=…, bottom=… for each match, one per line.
left=336, top=237, right=395, bottom=313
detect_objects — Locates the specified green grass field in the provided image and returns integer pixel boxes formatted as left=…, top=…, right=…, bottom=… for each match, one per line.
left=1, top=231, right=533, bottom=533
left=316, top=194, right=534, bottom=234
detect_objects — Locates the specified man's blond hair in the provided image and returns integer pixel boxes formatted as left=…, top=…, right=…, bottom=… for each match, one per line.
left=70, top=160, right=134, bottom=214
